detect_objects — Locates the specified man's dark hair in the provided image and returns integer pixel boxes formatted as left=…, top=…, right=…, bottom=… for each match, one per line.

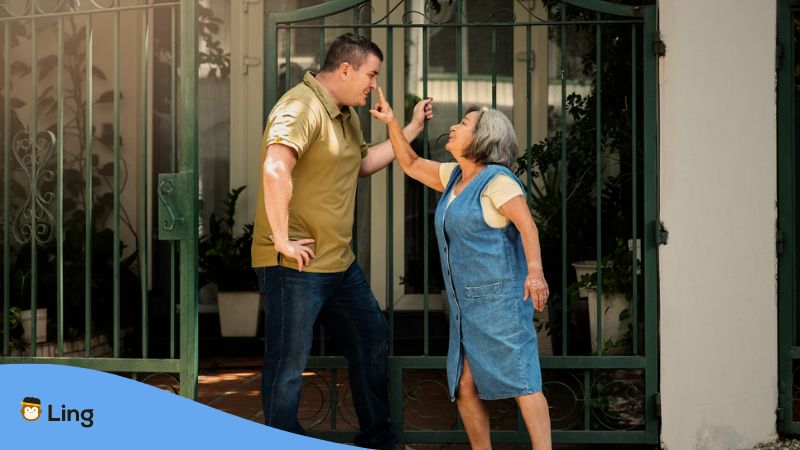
left=320, top=33, right=383, bottom=72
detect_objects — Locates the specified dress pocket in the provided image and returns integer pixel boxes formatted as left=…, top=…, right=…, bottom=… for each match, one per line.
left=465, top=281, right=502, bottom=299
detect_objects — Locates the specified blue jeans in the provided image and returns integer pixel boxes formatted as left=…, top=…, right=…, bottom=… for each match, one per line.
left=255, top=263, right=397, bottom=449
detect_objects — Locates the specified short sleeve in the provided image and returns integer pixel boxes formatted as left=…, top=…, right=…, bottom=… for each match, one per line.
left=360, top=132, right=369, bottom=159
left=483, top=174, right=525, bottom=209
left=263, top=100, right=319, bottom=157
left=439, top=162, right=459, bottom=187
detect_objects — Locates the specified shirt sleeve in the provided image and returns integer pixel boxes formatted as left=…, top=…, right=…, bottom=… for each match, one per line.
left=484, top=174, right=525, bottom=210
left=263, top=100, right=318, bottom=158
left=439, top=162, right=459, bottom=187
left=360, top=130, right=369, bottom=159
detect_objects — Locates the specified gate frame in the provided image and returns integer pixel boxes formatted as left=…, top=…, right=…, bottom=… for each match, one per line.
left=264, top=0, right=660, bottom=444
left=0, top=0, right=200, bottom=400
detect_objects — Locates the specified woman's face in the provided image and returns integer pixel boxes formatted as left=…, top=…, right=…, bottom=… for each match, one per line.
left=445, top=111, right=479, bottom=157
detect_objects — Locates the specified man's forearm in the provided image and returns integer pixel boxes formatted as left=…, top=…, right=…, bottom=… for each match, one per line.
left=263, top=168, right=293, bottom=247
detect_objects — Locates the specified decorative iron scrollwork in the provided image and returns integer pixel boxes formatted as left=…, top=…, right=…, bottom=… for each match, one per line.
left=10, top=129, right=55, bottom=246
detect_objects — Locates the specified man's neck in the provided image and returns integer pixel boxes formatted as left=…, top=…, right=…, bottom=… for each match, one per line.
left=314, top=71, right=344, bottom=107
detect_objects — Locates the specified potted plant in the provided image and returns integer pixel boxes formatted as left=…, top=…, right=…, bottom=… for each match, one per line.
left=573, top=238, right=641, bottom=355
left=199, top=186, right=260, bottom=337
left=1, top=307, right=27, bottom=354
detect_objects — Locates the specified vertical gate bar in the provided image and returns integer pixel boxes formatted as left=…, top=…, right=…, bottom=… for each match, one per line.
left=421, top=23, right=429, bottom=356
left=330, top=368, right=338, bottom=429
left=595, top=17, right=602, bottom=356
left=386, top=27, right=410, bottom=355
left=390, top=365, right=403, bottom=436
left=56, top=17, right=64, bottom=356
left=30, top=18, right=38, bottom=357
left=170, top=4, right=177, bottom=359
left=583, top=369, right=591, bottom=430
left=265, top=21, right=277, bottom=122
left=385, top=25, right=400, bottom=356
left=491, top=27, right=496, bottom=109
left=319, top=325, right=326, bottom=355
left=140, top=10, right=150, bottom=358
left=284, top=28, right=291, bottom=96
left=264, top=16, right=277, bottom=356
left=526, top=25, right=532, bottom=200
left=456, top=0, right=462, bottom=118
left=84, top=16, right=93, bottom=357
left=641, top=6, right=659, bottom=440
left=2, top=23, right=9, bottom=356
left=113, top=4, right=121, bottom=359
left=630, top=25, right=638, bottom=355
left=179, top=0, right=200, bottom=399
left=777, top=0, right=796, bottom=433
left=319, top=18, right=325, bottom=70
left=559, top=2, right=568, bottom=355
left=350, top=9, right=358, bottom=268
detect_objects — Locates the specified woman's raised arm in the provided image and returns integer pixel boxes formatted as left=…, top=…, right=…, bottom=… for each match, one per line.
left=370, top=87, right=445, bottom=192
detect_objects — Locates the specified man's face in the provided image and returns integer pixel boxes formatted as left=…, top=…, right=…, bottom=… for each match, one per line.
left=343, top=53, right=381, bottom=107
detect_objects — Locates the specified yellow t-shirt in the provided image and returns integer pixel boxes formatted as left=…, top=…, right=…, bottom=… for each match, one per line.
left=439, top=163, right=524, bottom=228
left=251, top=72, right=368, bottom=272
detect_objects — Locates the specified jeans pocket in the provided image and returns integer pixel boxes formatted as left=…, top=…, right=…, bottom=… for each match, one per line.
left=464, top=281, right=502, bottom=299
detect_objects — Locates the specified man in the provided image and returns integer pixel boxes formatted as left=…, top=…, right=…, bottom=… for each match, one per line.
left=252, top=33, right=433, bottom=450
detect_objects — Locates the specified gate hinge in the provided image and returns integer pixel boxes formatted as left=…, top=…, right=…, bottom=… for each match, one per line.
left=653, top=32, right=666, bottom=57
left=776, top=43, right=784, bottom=71
left=653, top=220, right=668, bottom=246
left=777, top=406, right=784, bottom=423
left=777, top=230, right=785, bottom=257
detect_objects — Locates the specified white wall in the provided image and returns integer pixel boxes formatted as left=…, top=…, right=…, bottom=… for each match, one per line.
left=659, top=1, right=777, bottom=448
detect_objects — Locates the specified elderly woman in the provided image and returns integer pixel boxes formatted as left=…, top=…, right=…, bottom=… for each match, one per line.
left=370, top=88, right=551, bottom=450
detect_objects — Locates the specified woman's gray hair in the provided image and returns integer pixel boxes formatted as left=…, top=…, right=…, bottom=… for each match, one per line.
left=463, top=106, right=518, bottom=168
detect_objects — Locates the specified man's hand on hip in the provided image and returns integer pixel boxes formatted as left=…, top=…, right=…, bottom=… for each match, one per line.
left=273, top=237, right=316, bottom=272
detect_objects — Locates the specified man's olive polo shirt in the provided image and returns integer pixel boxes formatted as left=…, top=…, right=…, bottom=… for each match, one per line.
left=252, top=71, right=368, bottom=272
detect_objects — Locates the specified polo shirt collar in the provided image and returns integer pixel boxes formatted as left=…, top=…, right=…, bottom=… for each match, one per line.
left=303, top=71, right=350, bottom=120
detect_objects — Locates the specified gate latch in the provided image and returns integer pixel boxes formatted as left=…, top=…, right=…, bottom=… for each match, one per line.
left=157, top=171, right=191, bottom=241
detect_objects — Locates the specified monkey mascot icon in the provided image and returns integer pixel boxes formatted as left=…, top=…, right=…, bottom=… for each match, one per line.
left=20, top=397, right=42, bottom=421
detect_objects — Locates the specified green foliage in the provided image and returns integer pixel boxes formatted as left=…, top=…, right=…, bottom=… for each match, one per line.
left=575, top=238, right=640, bottom=299
left=0, top=307, right=26, bottom=353
left=199, top=186, right=257, bottom=292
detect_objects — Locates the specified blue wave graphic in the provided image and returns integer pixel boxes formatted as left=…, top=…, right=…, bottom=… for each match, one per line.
left=0, top=364, right=349, bottom=449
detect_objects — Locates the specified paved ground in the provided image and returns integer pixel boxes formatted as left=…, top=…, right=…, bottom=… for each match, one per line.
left=754, top=439, right=800, bottom=450
left=190, top=357, right=656, bottom=449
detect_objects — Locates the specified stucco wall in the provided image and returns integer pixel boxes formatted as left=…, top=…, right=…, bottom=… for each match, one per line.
left=658, top=0, right=778, bottom=448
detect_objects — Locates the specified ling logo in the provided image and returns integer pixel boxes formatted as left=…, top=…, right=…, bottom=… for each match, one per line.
left=20, top=397, right=42, bottom=421
left=19, top=396, right=94, bottom=428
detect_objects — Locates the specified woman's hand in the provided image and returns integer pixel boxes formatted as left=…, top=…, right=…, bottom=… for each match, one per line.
left=523, top=271, right=549, bottom=312
left=369, top=87, right=395, bottom=124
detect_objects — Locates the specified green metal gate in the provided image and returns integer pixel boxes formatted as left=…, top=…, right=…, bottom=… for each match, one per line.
left=265, top=0, right=659, bottom=444
left=0, top=0, right=200, bottom=399
left=778, top=0, right=800, bottom=434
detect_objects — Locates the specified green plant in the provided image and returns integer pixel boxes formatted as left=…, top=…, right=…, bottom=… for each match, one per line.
left=575, top=238, right=639, bottom=299
left=199, top=186, right=257, bottom=291
left=0, top=307, right=27, bottom=353
left=573, top=238, right=643, bottom=354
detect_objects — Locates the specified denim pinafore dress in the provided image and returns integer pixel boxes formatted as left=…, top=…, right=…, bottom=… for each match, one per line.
left=435, top=164, right=542, bottom=401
